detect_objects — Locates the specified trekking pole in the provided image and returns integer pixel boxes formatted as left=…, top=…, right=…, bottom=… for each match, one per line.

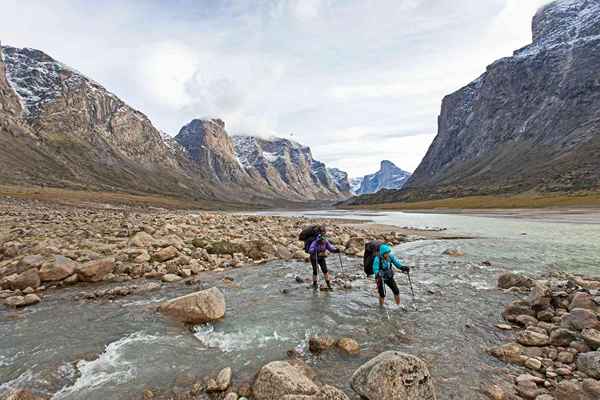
left=406, top=270, right=415, bottom=299
left=338, top=252, right=345, bottom=274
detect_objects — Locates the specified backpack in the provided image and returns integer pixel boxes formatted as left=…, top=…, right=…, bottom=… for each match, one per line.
left=363, top=240, right=384, bottom=276
left=299, top=225, right=326, bottom=253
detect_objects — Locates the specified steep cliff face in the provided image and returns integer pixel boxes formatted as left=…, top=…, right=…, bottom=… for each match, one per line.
left=232, top=135, right=351, bottom=200
left=354, top=160, right=411, bottom=195
left=347, top=0, right=600, bottom=205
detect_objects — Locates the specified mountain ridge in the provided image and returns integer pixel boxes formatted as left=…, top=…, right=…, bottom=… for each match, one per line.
left=351, top=160, right=411, bottom=195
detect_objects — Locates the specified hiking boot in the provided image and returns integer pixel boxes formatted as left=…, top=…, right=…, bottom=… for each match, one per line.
left=326, top=281, right=332, bottom=290
left=312, top=282, right=318, bottom=290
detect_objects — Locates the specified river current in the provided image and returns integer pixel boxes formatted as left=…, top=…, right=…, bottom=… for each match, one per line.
left=1, top=210, right=599, bottom=399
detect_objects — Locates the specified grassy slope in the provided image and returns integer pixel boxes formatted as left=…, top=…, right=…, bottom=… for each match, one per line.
left=341, top=191, right=600, bottom=210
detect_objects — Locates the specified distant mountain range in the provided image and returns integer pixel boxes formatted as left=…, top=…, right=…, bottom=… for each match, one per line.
left=351, top=160, right=411, bottom=195
left=0, top=44, right=351, bottom=206
left=345, top=0, right=600, bottom=206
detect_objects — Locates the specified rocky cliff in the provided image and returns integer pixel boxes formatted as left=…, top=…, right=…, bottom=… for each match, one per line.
left=346, top=0, right=600, bottom=205
left=353, top=160, right=411, bottom=195
left=0, top=44, right=350, bottom=205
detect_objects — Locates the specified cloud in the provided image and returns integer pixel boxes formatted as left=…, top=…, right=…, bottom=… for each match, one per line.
left=0, top=0, right=549, bottom=177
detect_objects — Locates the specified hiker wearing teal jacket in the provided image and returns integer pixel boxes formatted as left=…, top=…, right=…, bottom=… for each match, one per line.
left=373, top=244, right=410, bottom=306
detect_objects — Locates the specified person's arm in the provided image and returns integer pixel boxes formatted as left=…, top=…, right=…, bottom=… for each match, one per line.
left=373, top=256, right=380, bottom=276
left=308, top=240, right=317, bottom=254
left=325, top=241, right=339, bottom=253
left=390, top=254, right=409, bottom=272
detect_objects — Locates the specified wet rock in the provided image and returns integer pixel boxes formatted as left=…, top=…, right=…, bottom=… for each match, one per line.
left=498, top=273, right=534, bottom=289
left=159, top=287, right=225, bottom=324
left=561, top=309, right=600, bottom=331
left=4, top=295, right=26, bottom=307
left=351, top=351, right=436, bottom=400
left=7, top=268, right=40, bottom=290
left=309, top=336, right=336, bottom=353
left=582, top=328, right=600, bottom=349
left=570, top=293, right=600, bottom=313
left=577, top=351, right=600, bottom=379
left=337, top=338, right=360, bottom=354
left=443, top=249, right=464, bottom=257
left=517, top=330, right=550, bottom=347
left=550, top=328, right=579, bottom=347
left=39, top=255, right=77, bottom=282
left=154, top=246, right=179, bottom=262
left=253, top=361, right=319, bottom=400
left=503, top=300, right=536, bottom=322
left=161, top=274, right=182, bottom=283
left=216, top=367, right=232, bottom=391
left=488, top=342, right=524, bottom=364
left=528, top=282, right=551, bottom=310
left=77, top=258, right=114, bottom=282
left=516, top=315, right=539, bottom=327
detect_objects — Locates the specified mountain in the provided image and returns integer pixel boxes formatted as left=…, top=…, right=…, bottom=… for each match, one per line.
left=0, top=44, right=350, bottom=205
left=352, top=160, right=411, bottom=195
left=346, top=0, right=600, bottom=205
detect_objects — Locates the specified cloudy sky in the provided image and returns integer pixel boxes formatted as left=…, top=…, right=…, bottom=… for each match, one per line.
left=1, top=0, right=552, bottom=177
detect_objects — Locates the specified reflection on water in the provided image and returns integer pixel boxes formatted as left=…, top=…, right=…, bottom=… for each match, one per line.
left=1, top=210, right=599, bottom=400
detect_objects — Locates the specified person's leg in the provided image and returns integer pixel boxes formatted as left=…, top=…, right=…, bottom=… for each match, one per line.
left=319, top=257, right=331, bottom=288
left=387, top=278, right=401, bottom=305
left=376, top=276, right=386, bottom=306
left=310, top=255, right=318, bottom=288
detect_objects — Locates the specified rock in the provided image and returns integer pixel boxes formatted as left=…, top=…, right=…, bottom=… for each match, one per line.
left=488, top=342, right=524, bottom=364
left=524, top=357, right=542, bottom=370
left=570, top=292, right=600, bottom=313
left=555, top=379, right=591, bottom=400
left=275, top=245, right=293, bottom=260
left=253, top=361, right=319, bottom=400
left=577, top=351, right=600, bottom=379
left=557, top=351, right=575, bottom=364
left=161, top=273, right=182, bottom=283
left=537, top=310, right=555, bottom=322
left=283, top=385, right=350, bottom=400
left=216, top=367, right=232, bottom=391
left=20, top=255, right=44, bottom=269
left=224, top=393, right=238, bottom=400
left=496, top=324, right=513, bottom=330
left=528, top=282, right=551, bottom=310
left=498, top=273, right=533, bottom=289
left=583, top=379, right=600, bottom=398
left=206, top=240, right=245, bottom=256
left=129, top=231, right=155, bottom=248
left=4, top=295, right=25, bottom=307
left=483, top=384, right=506, bottom=400
left=534, top=395, right=553, bottom=400
left=309, top=336, right=336, bottom=353
left=561, top=308, right=600, bottom=331
left=443, top=249, right=464, bottom=257
left=351, top=351, right=436, bottom=400
left=7, top=268, right=40, bottom=290
left=4, top=389, right=46, bottom=400
left=517, top=330, right=550, bottom=347
left=159, top=287, right=225, bottom=324
left=516, top=379, right=542, bottom=399
left=582, top=328, right=600, bottom=349
left=39, top=255, right=77, bottom=282
left=154, top=246, right=179, bottom=262
left=503, top=300, right=536, bottom=322
left=516, top=315, right=539, bottom=327
left=77, top=258, right=114, bottom=282
left=23, top=293, right=41, bottom=305
left=337, top=338, right=360, bottom=354
left=550, top=328, right=579, bottom=347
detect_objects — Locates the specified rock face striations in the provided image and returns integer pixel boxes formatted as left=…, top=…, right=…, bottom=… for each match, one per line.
left=346, top=0, right=600, bottom=205
left=0, top=45, right=350, bottom=205
left=352, top=160, right=411, bottom=195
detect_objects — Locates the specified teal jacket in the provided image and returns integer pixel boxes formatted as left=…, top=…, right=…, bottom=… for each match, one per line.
left=373, top=244, right=406, bottom=276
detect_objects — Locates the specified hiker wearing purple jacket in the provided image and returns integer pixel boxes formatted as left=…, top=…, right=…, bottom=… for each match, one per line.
left=308, top=234, right=340, bottom=290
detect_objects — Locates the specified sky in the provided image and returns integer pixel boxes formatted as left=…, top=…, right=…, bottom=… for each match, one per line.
left=1, top=0, right=553, bottom=177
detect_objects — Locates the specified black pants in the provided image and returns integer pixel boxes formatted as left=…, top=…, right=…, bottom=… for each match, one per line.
left=310, top=255, right=328, bottom=277
left=377, top=275, right=399, bottom=298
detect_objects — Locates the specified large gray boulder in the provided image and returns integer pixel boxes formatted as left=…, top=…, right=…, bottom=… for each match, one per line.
left=159, top=287, right=225, bottom=324
left=577, top=351, right=600, bottom=379
left=253, top=361, right=319, bottom=400
left=351, top=351, right=436, bottom=400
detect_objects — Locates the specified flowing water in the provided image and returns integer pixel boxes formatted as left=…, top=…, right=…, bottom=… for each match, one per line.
left=1, top=210, right=599, bottom=399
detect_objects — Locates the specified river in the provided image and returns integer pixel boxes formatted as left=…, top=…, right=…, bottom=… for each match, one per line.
left=1, top=210, right=599, bottom=399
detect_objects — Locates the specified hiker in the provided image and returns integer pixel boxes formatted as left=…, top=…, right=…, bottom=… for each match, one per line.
left=373, top=244, right=410, bottom=306
left=308, top=234, right=340, bottom=290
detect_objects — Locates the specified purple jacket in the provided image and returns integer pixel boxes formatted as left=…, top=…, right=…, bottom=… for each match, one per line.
left=309, top=239, right=337, bottom=255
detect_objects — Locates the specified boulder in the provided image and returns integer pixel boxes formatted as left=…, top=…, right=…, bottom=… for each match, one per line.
left=583, top=379, right=600, bottom=399
left=7, top=268, right=40, bottom=290
left=159, top=287, right=225, bottom=324
left=561, top=308, right=600, bottom=331
left=39, top=255, right=77, bottom=282
left=282, top=385, right=350, bottom=400
left=528, top=282, right=551, bottom=310
left=577, top=351, right=600, bottom=379
left=498, top=273, right=533, bottom=289
left=208, top=367, right=232, bottom=392
left=129, top=231, right=155, bottom=248
left=275, top=245, right=293, bottom=260
left=582, top=328, right=600, bottom=349
left=77, top=258, right=114, bottom=282
left=517, top=330, right=550, bottom=347
left=4, top=295, right=26, bottom=307
left=253, top=361, right=319, bottom=400
left=351, top=351, right=436, bottom=400
left=503, top=300, right=536, bottom=322
left=309, top=336, right=336, bottom=353
left=488, top=342, right=524, bottom=364
left=337, top=338, right=360, bottom=354
left=154, top=246, right=179, bottom=262
left=23, top=293, right=41, bottom=306
left=20, top=255, right=44, bottom=269
left=555, top=379, right=597, bottom=400
left=161, top=273, right=182, bottom=283
left=550, top=328, right=579, bottom=347
left=570, top=292, right=600, bottom=313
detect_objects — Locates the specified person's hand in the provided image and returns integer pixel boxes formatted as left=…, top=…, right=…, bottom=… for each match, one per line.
left=401, top=265, right=410, bottom=274
left=333, top=248, right=341, bottom=253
